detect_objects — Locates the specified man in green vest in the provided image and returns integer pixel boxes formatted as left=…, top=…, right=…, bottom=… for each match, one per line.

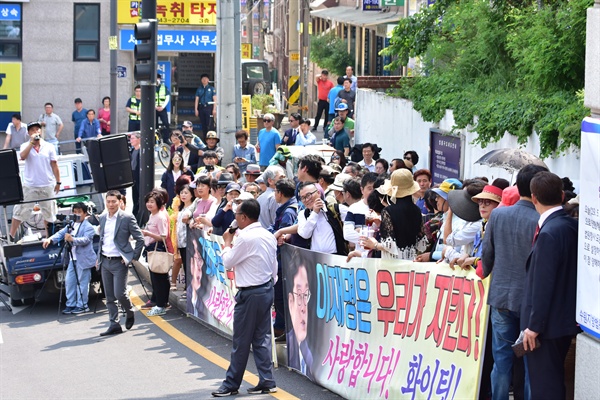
left=125, top=85, right=141, bottom=132
left=156, top=73, right=171, bottom=143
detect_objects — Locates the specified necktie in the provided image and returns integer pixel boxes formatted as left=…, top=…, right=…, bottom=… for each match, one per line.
left=532, top=225, right=540, bottom=246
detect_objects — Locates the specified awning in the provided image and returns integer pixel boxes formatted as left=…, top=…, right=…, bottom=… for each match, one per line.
left=309, top=0, right=329, bottom=8
left=310, top=6, right=402, bottom=28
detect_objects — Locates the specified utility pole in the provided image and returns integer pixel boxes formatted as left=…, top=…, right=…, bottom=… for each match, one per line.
left=299, top=0, right=310, bottom=117
left=216, top=0, right=242, bottom=163
left=288, top=0, right=300, bottom=114
left=258, top=0, right=264, bottom=60
left=109, top=0, right=117, bottom=134
left=137, top=0, right=157, bottom=224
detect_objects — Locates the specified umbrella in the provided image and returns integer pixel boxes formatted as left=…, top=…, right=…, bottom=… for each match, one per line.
left=475, top=148, right=548, bottom=172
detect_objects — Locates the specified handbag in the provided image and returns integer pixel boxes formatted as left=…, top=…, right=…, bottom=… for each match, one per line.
left=147, top=239, right=174, bottom=274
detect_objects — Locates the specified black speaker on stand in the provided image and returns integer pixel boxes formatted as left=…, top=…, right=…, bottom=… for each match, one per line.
left=0, top=149, right=24, bottom=206
left=87, top=135, right=134, bottom=192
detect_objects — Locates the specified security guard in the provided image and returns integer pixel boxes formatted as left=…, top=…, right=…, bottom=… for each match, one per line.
left=194, top=73, right=217, bottom=141
left=125, top=85, right=141, bottom=132
left=156, top=73, right=171, bottom=143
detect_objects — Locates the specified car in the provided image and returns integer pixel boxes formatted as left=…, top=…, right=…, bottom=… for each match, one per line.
left=242, top=59, right=272, bottom=96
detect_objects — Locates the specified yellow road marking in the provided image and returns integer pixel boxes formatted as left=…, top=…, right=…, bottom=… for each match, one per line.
left=131, top=292, right=299, bottom=400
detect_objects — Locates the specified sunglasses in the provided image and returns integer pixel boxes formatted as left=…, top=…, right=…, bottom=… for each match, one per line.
left=331, top=156, right=340, bottom=160
left=477, top=199, right=496, bottom=206
left=263, top=119, right=273, bottom=123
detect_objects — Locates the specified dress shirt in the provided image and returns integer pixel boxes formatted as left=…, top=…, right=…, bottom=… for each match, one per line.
left=232, top=143, right=257, bottom=172
left=257, top=187, right=278, bottom=228
left=297, top=209, right=337, bottom=254
left=358, top=159, right=376, bottom=172
left=295, top=131, right=316, bottom=146
left=102, top=213, right=121, bottom=257
left=221, top=222, right=278, bottom=287
left=538, top=205, right=563, bottom=227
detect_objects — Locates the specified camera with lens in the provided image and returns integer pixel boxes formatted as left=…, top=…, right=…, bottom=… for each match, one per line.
left=33, top=134, right=41, bottom=141
left=206, top=165, right=214, bottom=172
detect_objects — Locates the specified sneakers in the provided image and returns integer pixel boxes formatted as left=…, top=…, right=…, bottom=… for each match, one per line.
left=146, top=306, right=166, bottom=316
left=247, top=383, right=277, bottom=394
left=62, top=306, right=76, bottom=314
left=141, top=300, right=156, bottom=310
left=211, top=387, right=239, bottom=397
left=71, top=306, right=90, bottom=314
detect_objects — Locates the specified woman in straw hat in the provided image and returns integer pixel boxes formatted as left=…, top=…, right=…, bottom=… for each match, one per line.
left=358, top=169, right=427, bottom=260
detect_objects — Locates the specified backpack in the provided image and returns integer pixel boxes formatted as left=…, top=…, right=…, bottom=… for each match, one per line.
left=304, top=203, right=349, bottom=256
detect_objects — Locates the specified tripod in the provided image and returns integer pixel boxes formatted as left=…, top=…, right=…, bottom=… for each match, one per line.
left=56, top=223, right=86, bottom=317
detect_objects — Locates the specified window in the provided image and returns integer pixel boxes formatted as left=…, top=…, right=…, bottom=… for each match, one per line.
left=74, top=3, right=100, bottom=61
left=0, top=3, right=22, bottom=60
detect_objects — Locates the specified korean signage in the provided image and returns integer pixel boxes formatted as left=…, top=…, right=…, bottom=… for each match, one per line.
left=158, top=61, right=172, bottom=113
left=119, top=29, right=216, bottom=52
left=185, top=227, right=490, bottom=400
left=363, top=0, right=381, bottom=11
left=381, top=0, right=405, bottom=6
left=0, top=62, right=22, bottom=131
left=118, top=1, right=216, bottom=25
left=429, top=129, right=463, bottom=185
left=241, top=95, right=251, bottom=131
left=0, top=3, right=21, bottom=21
left=241, top=43, right=252, bottom=59
left=577, top=117, right=600, bottom=339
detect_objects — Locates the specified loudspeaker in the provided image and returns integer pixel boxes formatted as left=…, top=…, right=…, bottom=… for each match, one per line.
left=0, top=149, right=24, bottom=206
left=87, top=134, right=133, bottom=192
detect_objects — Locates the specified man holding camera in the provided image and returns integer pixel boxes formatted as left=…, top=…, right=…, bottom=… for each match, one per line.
left=43, top=202, right=96, bottom=314
left=9, top=122, right=61, bottom=241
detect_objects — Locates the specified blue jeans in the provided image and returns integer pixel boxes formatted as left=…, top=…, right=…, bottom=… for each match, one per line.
left=65, top=260, right=92, bottom=308
left=490, top=307, right=530, bottom=400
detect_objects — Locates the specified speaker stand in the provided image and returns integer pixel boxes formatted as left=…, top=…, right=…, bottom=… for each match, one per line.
left=2, top=205, right=12, bottom=244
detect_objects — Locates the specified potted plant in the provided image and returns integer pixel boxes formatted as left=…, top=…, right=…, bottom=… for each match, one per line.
left=251, top=94, right=285, bottom=129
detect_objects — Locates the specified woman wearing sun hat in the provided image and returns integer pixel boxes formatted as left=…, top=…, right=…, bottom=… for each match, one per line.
left=359, top=169, right=427, bottom=259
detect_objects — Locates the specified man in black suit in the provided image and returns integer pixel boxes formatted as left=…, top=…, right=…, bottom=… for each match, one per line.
left=286, top=262, right=314, bottom=380
left=129, top=132, right=141, bottom=219
left=521, top=171, right=579, bottom=399
left=97, top=190, right=145, bottom=336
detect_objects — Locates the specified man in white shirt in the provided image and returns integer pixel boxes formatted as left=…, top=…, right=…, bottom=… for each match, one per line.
left=213, top=199, right=278, bottom=397
left=358, top=143, right=377, bottom=172
left=295, top=119, right=317, bottom=146
left=297, top=182, right=338, bottom=254
left=10, top=122, right=61, bottom=240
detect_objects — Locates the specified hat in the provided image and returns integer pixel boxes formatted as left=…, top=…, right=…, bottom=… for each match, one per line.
left=206, top=131, right=220, bottom=142
left=376, top=169, right=420, bottom=204
left=236, top=191, right=255, bottom=201
left=217, top=173, right=233, bottom=186
left=182, top=120, right=193, bottom=128
left=277, top=145, right=291, bottom=158
left=431, top=178, right=463, bottom=200
left=498, top=186, right=520, bottom=207
left=335, top=103, right=348, bottom=111
left=330, top=173, right=352, bottom=191
left=74, top=98, right=82, bottom=103
left=448, top=189, right=482, bottom=222
left=472, top=185, right=503, bottom=204
left=244, top=164, right=261, bottom=176
left=27, top=121, right=42, bottom=131
left=226, top=182, right=241, bottom=193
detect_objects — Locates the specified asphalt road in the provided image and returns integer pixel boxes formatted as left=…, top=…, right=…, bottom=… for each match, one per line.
left=0, top=275, right=342, bottom=400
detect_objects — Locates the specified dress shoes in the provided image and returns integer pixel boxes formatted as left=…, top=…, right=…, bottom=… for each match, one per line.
left=211, top=387, right=239, bottom=397
left=100, top=324, right=123, bottom=337
left=247, top=383, right=277, bottom=394
left=125, top=313, right=135, bottom=330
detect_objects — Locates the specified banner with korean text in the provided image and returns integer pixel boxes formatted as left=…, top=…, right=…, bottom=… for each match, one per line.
left=281, top=245, right=490, bottom=400
left=185, top=228, right=235, bottom=336
left=118, top=0, right=216, bottom=25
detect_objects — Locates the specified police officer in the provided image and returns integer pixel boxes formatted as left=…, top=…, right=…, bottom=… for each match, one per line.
left=194, top=73, right=217, bottom=141
left=125, top=85, right=141, bottom=132
left=156, top=73, right=171, bottom=143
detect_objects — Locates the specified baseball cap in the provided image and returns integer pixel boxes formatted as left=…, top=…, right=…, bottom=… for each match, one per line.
left=226, top=182, right=241, bottom=193
left=182, top=120, right=193, bottom=128
left=244, top=164, right=261, bottom=176
left=431, top=178, right=463, bottom=200
left=335, top=103, right=349, bottom=111
left=27, top=121, right=42, bottom=131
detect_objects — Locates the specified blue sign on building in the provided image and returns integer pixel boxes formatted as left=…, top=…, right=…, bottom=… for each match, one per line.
left=119, top=29, right=216, bottom=52
left=0, top=4, right=21, bottom=21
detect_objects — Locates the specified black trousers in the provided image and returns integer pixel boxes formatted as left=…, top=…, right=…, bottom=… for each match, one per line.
left=146, top=243, right=170, bottom=307
left=156, top=108, right=170, bottom=143
left=128, top=120, right=140, bottom=132
left=314, top=99, right=329, bottom=129
left=198, top=105, right=214, bottom=141
left=525, top=335, right=573, bottom=400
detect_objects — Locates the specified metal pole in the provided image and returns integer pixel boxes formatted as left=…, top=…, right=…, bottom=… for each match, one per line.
left=139, top=0, right=157, bottom=225
left=216, top=0, right=242, bottom=164
left=110, top=0, right=117, bottom=134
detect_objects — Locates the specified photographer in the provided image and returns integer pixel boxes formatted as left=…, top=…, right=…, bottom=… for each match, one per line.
left=195, top=150, right=224, bottom=178
left=9, top=122, right=61, bottom=240
left=171, top=129, right=200, bottom=172
left=42, top=203, right=96, bottom=314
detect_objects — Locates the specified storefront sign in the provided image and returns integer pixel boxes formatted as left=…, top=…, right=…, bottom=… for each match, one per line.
left=0, top=62, right=21, bottom=130
left=363, top=0, right=381, bottom=11
left=119, top=29, right=216, bottom=52
left=118, top=0, right=217, bottom=25
left=430, top=129, right=462, bottom=185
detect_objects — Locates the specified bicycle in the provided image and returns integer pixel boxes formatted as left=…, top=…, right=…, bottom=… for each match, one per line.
left=154, top=133, right=170, bottom=169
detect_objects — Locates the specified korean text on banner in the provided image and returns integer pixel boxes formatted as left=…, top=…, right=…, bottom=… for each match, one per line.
left=118, top=0, right=217, bottom=25
left=0, top=62, right=22, bottom=130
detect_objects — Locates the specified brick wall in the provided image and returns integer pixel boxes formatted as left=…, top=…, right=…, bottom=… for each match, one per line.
left=357, top=76, right=405, bottom=90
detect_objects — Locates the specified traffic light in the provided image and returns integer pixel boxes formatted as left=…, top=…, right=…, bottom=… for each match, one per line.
left=134, top=19, right=157, bottom=82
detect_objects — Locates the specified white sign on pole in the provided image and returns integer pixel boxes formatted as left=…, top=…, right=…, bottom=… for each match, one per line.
left=577, top=116, right=600, bottom=339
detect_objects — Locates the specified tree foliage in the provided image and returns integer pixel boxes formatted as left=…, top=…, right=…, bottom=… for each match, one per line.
left=382, top=0, right=591, bottom=157
left=310, top=33, right=355, bottom=76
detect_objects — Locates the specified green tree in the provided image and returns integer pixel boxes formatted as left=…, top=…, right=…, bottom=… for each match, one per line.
left=310, top=33, right=354, bottom=76
left=383, top=0, right=591, bottom=157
